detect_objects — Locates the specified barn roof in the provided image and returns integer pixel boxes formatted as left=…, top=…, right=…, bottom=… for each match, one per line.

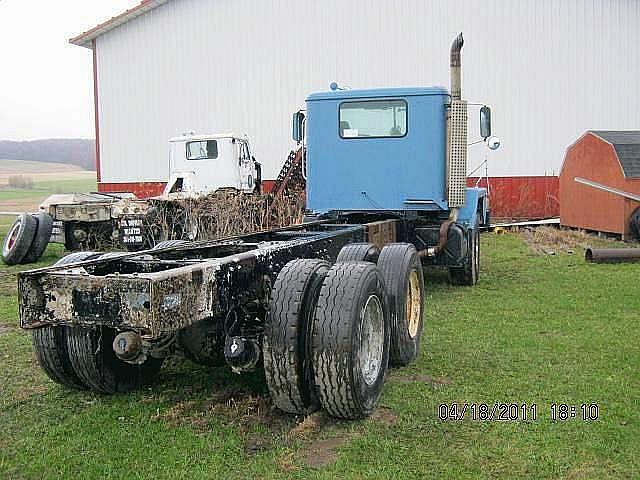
left=590, top=130, right=640, bottom=178
left=70, top=0, right=170, bottom=48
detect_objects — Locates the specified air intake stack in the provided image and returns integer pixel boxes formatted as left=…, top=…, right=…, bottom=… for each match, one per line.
left=447, top=33, right=468, bottom=211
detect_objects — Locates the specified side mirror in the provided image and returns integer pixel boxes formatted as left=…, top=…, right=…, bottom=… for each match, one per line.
left=480, top=106, right=491, bottom=140
left=292, top=111, right=305, bottom=144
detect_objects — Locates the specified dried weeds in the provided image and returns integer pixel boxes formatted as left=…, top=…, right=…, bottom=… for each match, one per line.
left=519, top=226, right=623, bottom=255
left=145, top=189, right=305, bottom=244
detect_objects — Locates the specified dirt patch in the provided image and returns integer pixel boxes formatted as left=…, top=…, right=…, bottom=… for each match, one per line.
left=519, top=226, right=624, bottom=255
left=285, top=411, right=330, bottom=442
left=0, top=325, right=15, bottom=335
left=153, top=386, right=293, bottom=435
left=300, top=435, right=355, bottom=469
left=245, top=434, right=272, bottom=456
left=0, top=272, right=18, bottom=296
left=566, top=463, right=600, bottom=480
left=368, top=406, right=398, bottom=426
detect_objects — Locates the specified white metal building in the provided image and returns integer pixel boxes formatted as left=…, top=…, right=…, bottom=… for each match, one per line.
left=71, top=0, right=640, bottom=217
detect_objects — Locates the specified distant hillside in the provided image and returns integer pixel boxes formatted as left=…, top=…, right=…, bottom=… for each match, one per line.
left=0, top=139, right=95, bottom=171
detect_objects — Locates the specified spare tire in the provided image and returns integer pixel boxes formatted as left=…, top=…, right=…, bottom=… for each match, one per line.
left=2, top=213, right=38, bottom=265
left=22, top=212, right=54, bottom=264
left=630, top=207, right=640, bottom=240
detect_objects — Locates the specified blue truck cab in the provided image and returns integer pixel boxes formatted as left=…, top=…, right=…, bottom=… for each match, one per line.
left=306, top=87, right=450, bottom=213
left=292, top=33, right=496, bottom=284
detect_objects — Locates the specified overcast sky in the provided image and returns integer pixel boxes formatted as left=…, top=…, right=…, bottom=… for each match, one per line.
left=0, top=0, right=140, bottom=141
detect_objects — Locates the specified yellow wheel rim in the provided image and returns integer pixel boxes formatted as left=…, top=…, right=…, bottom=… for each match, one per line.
left=406, top=269, right=421, bottom=338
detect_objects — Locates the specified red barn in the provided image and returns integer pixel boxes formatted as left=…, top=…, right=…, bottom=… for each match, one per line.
left=560, top=131, right=640, bottom=239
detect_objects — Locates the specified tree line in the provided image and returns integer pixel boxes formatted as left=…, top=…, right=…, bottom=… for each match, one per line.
left=0, top=139, right=95, bottom=170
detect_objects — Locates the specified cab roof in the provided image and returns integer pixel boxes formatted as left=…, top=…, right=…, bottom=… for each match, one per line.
left=168, top=133, right=242, bottom=143
left=306, top=86, right=448, bottom=102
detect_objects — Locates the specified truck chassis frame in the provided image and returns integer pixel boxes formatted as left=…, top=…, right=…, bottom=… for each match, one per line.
left=20, top=222, right=369, bottom=337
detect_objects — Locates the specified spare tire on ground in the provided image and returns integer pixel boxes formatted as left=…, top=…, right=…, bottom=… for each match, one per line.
left=2, top=213, right=38, bottom=265
left=22, top=212, right=54, bottom=264
left=630, top=207, right=640, bottom=240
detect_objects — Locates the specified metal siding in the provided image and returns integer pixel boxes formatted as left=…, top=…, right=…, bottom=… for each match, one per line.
left=96, top=0, right=640, bottom=183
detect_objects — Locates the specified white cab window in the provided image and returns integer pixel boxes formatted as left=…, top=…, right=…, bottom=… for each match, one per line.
left=186, top=140, right=218, bottom=160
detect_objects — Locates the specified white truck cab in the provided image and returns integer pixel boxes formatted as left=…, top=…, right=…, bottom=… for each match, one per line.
left=163, top=133, right=261, bottom=197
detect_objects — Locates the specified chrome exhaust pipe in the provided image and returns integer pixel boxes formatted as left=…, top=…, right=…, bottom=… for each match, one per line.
left=447, top=32, right=467, bottom=212
left=450, top=32, right=464, bottom=101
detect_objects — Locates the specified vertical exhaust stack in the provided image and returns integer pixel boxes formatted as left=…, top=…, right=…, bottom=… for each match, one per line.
left=447, top=32, right=468, bottom=213
left=450, top=33, right=464, bottom=101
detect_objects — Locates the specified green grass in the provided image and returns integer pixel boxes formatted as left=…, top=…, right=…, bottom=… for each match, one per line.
left=0, top=178, right=97, bottom=203
left=0, top=232, right=638, bottom=479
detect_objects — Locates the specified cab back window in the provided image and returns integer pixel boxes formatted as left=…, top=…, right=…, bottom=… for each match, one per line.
left=339, top=100, right=407, bottom=138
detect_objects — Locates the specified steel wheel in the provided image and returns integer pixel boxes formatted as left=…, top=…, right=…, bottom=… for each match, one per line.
left=359, top=294, right=385, bottom=386
left=4, top=221, right=21, bottom=255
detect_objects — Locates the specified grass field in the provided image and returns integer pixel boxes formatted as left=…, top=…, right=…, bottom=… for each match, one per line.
left=0, top=160, right=96, bottom=212
left=0, top=230, right=638, bottom=479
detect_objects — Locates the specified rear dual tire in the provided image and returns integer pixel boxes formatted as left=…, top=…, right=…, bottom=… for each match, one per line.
left=336, top=242, right=380, bottom=263
left=32, top=251, right=163, bottom=393
left=377, top=244, right=425, bottom=367
left=265, top=259, right=391, bottom=419
left=264, top=259, right=329, bottom=414
left=66, top=326, right=163, bottom=393
left=312, top=262, right=389, bottom=419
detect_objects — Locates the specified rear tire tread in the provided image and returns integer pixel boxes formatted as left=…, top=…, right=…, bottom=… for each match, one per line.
left=2, top=213, right=38, bottom=265
left=336, top=243, right=380, bottom=263
left=377, top=243, right=425, bottom=366
left=312, top=262, right=388, bottom=419
left=22, top=212, right=54, bottom=264
left=264, top=259, right=329, bottom=414
left=32, top=327, right=86, bottom=389
left=66, top=326, right=163, bottom=394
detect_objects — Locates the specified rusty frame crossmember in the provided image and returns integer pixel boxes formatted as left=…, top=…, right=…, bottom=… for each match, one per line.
left=19, top=222, right=367, bottom=338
